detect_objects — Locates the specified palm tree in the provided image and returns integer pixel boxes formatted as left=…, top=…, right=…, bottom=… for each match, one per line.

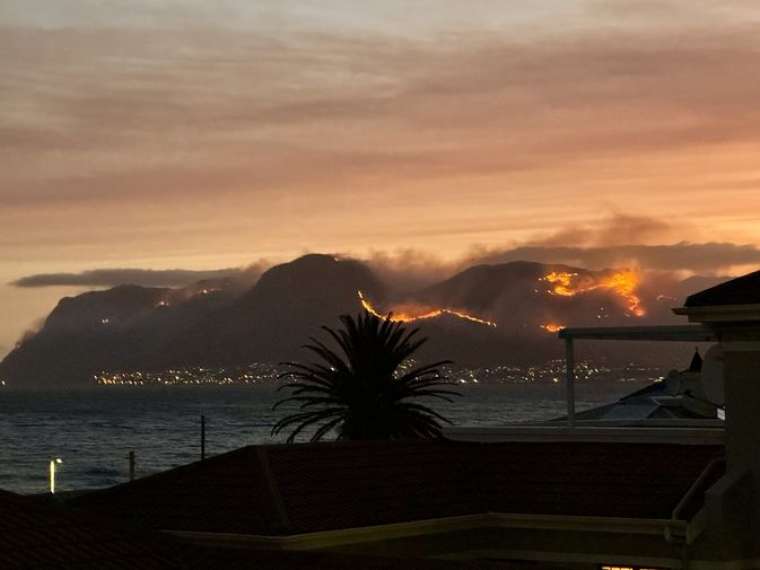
left=272, top=311, right=459, bottom=443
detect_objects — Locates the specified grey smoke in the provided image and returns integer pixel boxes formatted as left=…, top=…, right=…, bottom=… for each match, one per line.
left=12, top=265, right=267, bottom=289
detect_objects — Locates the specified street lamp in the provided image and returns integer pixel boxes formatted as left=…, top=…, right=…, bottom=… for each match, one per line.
left=49, top=458, right=63, bottom=494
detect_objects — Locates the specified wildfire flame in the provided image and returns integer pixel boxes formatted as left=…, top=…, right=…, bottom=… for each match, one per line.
left=540, top=323, right=565, bottom=333
left=358, top=291, right=497, bottom=328
left=540, top=269, right=646, bottom=317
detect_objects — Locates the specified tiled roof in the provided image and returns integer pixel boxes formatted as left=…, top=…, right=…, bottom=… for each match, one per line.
left=2, top=488, right=560, bottom=569
left=0, top=490, right=186, bottom=569
left=478, top=441, right=721, bottom=520
left=70, top=439, right=723, bottom=536
left=685, top=269, right=760, bottom=307
left=69, top=446, right=280, bottom=535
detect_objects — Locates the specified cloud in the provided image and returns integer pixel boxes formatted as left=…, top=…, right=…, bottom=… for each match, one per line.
left=359, top=214, right=760, bottom=285
left=4, top=20, right=760, bottom=208
left=361, top=249, right=461, bottom=292
left=362, top=241, right=760, bottom=286
left=4, top=11, right=760, bottom=293
left=469, top=242, right=760, bottom=274
left=12, top=265, right=267, bottom=289
left=10, top=231, right=760, bottom=300
left=530, top=213, right=684, bottom=247
left=458, top=214, right=760, bottom=273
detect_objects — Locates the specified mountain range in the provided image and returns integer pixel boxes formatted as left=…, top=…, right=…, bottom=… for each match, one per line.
left=0, top=254, right=722, bottom=387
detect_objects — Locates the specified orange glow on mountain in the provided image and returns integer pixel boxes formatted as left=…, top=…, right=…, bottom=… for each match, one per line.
left=542, top=272, right=577, bottom=297
left=540, top=269, right=646, bottom=317
left=358, top=291, right=497, bottom=328
left=540, top=323, right=565, bottom=333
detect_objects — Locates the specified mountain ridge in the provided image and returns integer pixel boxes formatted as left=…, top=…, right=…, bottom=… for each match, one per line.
left=0, top=254, right=719, bottom=387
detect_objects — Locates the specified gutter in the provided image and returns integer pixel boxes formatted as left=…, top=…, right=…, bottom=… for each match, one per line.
left=444, top=425, right=725, bottom=445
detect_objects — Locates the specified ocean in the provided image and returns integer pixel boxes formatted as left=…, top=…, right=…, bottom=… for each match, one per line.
left=0, top=380, right=652, bottom=494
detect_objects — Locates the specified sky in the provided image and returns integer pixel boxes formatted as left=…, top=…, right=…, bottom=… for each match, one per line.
left=3, top=1, right=760, bottom=355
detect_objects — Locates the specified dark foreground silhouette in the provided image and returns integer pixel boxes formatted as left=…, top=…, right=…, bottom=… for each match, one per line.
left=272, top=311, right=459, bottom=442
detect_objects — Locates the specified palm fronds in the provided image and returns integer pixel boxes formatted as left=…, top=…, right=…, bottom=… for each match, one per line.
left=272, top=311, right=459, bottom=443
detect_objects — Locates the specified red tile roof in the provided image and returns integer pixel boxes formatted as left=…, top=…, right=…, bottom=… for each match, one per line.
left=70, top=439, right=723, bottom=536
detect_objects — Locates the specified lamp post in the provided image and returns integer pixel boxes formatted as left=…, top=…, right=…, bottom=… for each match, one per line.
left=49, top=457, right=62, bottom=494
left=201, top=414, right=206, bottom=461
left=128, top=450, right=136, bottom=482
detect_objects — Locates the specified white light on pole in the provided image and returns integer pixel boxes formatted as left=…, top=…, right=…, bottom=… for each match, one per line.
left=49, top=458, right=62, bottom=494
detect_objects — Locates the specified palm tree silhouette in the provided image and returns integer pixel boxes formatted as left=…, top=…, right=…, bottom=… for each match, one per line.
left=272, top=311, right=460, bottom=443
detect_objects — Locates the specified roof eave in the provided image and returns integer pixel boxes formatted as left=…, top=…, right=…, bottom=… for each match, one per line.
left=165, top=512, right=683, bottom=551
left=673, top=304, right=760, bottom=323
left=557, top=324, right=716, bottom=342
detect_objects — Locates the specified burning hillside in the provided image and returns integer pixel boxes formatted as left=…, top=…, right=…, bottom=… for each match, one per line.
left=537, top=269, right=647, bottom=333
left=4, top=255, right=696, bottom=387
left=540, top=269, right=646, bottom=317
left=359, top=263, right=653, bottom=336
left=358, top=291, right=497, bottom=327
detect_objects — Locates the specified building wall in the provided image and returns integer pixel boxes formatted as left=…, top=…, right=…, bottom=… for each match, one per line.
left=721, top=348, right=760, bottom=559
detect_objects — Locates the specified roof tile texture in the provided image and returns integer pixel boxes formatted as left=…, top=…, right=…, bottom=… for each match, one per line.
left=70, top=439, right=724, bottom=536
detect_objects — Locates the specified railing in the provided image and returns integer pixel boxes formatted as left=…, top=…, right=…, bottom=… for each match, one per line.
left=558, top=324, right=718, bottom=430
left=665, top=456, right=726, bottom=545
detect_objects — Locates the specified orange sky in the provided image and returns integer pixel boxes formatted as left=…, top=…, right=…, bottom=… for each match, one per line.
left=2, top=1, right=760, bottom=354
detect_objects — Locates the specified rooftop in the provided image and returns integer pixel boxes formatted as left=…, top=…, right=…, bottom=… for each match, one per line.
left=0, top=489, right=186, bottom=569
left=685, top=269, right=760, bottom=308
left=4, top=487, right=566, bottom=569
left=69, top=439, right=723, bottom=537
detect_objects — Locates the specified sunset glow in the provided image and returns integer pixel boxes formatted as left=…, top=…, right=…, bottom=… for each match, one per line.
left=3, top=1, right=760, bottom=354
left=3, top=4, right=760, bottom=566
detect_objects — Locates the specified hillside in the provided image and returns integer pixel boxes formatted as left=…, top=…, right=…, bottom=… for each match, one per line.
left=0, top=255, right=703, bottom=387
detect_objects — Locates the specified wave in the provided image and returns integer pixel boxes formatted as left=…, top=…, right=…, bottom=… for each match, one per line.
left=82, top=466, right=121, bottom=477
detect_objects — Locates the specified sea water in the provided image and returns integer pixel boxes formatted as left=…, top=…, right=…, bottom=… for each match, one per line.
left=0, top=380, right=649, bottom=494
